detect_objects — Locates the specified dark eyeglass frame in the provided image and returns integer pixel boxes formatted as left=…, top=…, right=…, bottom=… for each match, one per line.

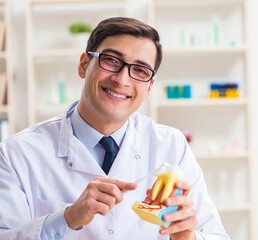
left=87, top=51, right=156, bottom=82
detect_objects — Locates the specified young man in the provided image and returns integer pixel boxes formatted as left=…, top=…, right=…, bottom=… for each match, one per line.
left=0, top=17, right=230, bottom=240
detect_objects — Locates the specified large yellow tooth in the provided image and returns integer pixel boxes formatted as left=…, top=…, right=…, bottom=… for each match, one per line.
left=160, top=174, right=179, bottom=203
left=151, top=172, right=179, bottom=203
left=151, top=176, right=164, bottom=201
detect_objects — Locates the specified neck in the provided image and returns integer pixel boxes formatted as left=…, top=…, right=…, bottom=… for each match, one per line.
left=77, top=102, right=126, bottom=135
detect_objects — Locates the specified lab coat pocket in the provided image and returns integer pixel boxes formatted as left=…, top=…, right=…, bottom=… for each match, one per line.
left=36, top=198, right=71, bottom=217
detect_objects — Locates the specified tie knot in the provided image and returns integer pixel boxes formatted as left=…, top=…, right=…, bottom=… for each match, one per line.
left=99, top=136, right=117, bottom=153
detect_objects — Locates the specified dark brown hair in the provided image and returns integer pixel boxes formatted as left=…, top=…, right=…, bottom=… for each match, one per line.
left=86, top=17, right=162, bottom=71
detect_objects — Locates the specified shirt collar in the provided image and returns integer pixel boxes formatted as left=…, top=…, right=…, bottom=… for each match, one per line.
left=70, top=104, right=128, bottom=150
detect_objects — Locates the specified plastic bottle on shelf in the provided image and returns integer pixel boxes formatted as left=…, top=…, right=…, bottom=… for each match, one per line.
left=212, top=15, right=221, bottom=46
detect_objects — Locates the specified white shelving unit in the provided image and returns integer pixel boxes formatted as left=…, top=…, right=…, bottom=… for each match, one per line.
left=0, top=0, right=14, bottom=140
left=147, top=0, right=254, bottom=239
left=26, top=0, right=129, bottom=125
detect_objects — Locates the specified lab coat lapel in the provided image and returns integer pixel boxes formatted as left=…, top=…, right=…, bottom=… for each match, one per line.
left=57, top=111, right=106, bottom=176
left=69, top=137, right=105, bottom=176
left=108, top=117, right=141, bottom=181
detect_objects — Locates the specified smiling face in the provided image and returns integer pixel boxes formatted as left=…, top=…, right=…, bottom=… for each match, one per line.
left=77, top=34, right=157, bottom=135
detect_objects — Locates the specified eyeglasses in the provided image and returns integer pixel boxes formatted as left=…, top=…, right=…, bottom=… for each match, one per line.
left=87, top=51, right=156, bottom=82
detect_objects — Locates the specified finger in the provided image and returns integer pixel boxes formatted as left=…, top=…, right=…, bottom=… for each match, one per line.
left=96, top=182, right=124, bottom=204
left=96, top=177, right=137, bottom=193
left=89, top=198, right=114, bottom=216
left=160, top=215, right=197, bottom=235
left=163, top=206, right=195, bottom=223
left=143, top=189, right=152, bottom=204
left=85, top=178, right=122, bottom=205
left=175, top=181, right=191, bottom=195
left=165, top=194, right=193, bottom=208
left=112, top=179, right=137, bottom=192
left=95, top=192, right=117, bottom=210
left=146, top=189, right=152, bottom=196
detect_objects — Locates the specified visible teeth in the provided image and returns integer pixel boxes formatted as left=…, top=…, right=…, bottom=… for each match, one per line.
left=106, top=89, right=127, bottom=99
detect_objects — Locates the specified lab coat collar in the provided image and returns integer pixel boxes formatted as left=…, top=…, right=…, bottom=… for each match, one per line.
left=57, top=102, right=77, bottom=157
left=57, top=103, right=142, bottom=178
left=57, top=103, right=104, bottom=176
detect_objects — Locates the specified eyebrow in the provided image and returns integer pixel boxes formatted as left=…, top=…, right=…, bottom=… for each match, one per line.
left=101, top=48, right=154, bottom=70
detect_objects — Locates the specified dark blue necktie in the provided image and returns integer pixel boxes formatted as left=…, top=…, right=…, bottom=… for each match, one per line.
left=99, top=136, right=118, bottom=175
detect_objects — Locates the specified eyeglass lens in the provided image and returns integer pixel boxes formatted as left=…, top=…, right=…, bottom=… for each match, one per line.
left=99, top=54, right=153, bottom=82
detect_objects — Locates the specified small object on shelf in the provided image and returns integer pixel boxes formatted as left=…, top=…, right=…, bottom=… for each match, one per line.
left=209, top=82, right=239, bottom=98
left=166, top=84, right=192, bottom=99
left=228, top=40, right=237, bottom=47
left=212, top=15, right=221, bottom=46
left=222, top=138, right=243, bottom=154
left=166, top=85, right=177, bottom=99
left=68, top=22, right=93, bottom=48
left=206, top=141, right=220, bottom=153
left=183, top=85, right=191, bottom=98
left=205, top=138, right=243, bottom=154
left=132, top=165, right=184, bottom=227
left=58, top=73, right=66, bottom=104
left=0, top=119, right=9, bottom=142
left=58, top=80, right=66, bottom=104
left=182, top=130, right=192, bottom=143
left=68, top=22, right=93, bottom=35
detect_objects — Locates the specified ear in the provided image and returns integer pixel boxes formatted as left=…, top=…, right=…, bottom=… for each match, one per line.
left=78, top=52, right=88, bottom=78
left=144, top=79, right=155, bottom=100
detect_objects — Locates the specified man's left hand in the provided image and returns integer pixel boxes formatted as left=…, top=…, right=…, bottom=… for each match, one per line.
left=159, top=181, right=197, bottom=240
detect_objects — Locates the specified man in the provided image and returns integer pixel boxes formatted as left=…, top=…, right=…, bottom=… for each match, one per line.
left=0, top=17, right=230, bottom=239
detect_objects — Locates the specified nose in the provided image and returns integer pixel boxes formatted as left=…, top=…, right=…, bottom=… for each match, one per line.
left=111, top=65, right=131, bottom=86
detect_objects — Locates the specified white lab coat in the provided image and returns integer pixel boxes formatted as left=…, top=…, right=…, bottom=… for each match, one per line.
left=0, top=104, right=230, bottom=240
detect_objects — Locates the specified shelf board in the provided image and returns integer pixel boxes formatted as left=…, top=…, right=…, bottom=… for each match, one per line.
left=155, top=98, right=249, bottom=107
left=30, top=0, right=124, bottom=4
left=154, top=0, right=244, bottom=8
left=195, top=152, right=249, bottom=160
left=217, top=203, right=251, bottom=212
left=163, top=46, right=247, bottom=57
left=32, top=48, right=83, bottom=58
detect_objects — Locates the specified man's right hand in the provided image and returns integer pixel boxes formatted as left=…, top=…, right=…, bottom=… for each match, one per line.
left=64, top=176, right=137, bottom=230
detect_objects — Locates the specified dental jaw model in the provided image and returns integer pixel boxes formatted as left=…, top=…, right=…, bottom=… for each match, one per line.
left=132, top=163, right=184, bottom=227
